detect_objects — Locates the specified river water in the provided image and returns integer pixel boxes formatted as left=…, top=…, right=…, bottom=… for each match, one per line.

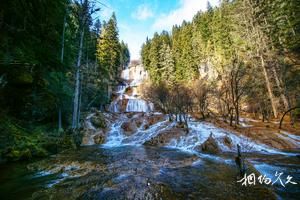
left=0, top=144, right=299, bottom=200
left=1, top=65, right=299, bottom=200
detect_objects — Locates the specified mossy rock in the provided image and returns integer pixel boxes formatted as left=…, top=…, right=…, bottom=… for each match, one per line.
left=31, top=144, right=49, bottom=157
left=3, top=148, right=32, bottom=161
left=13, top=72, right=33, bottom=85
left=0, top=116, right=83, bottom=162
left=93, top=134, right=105, bottom=144
left=4, top=149, right=21, bottom=161
left=91, top=113, right=106, bottom=129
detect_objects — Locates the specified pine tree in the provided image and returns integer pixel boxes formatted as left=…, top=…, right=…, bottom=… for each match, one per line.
left=120, top=41, right=130, bottom=69
left=160, top=43, right=175, bottom=86
left=97, top=13, right=121, bottom=82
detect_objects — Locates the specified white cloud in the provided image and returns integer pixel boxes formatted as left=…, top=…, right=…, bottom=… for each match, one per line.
left=132, top=4, right=154, bottom=20
left=152, top=0, right=217, bottom=31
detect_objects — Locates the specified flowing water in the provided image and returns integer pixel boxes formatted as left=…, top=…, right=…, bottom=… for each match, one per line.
left=0, top=145, right=299, bottom=200
left=1, top=65, right=299, bottom=199
left=1, top=111, right=300, bottom=199
left=109, top=65, right=153, bottom=113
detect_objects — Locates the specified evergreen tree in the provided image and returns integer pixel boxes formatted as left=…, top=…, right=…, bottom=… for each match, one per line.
left=97, top=13, right=121, bottom=82
left=120, top=41, right=130, bottom=69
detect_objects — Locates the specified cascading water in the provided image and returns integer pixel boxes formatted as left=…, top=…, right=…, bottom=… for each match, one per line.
left=104, top=63, right=300, bottom=155
left=109, top=64, right=153, bottom=113
left=166, top=121, right=292, bottom=155
left=103, top=116, right=127, bottom=147
left=125, top=99, right=151, bottom=112
left=121, top=68, right=130, bottom=80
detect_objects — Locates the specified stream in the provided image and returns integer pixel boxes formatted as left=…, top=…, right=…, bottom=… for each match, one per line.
left=0, top=145, right=299, bottom=199
left=1, top=65, right=299, bottom=200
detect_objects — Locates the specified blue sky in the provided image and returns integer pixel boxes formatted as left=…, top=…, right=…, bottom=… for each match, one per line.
left=98, top=0, right=219, bottom=60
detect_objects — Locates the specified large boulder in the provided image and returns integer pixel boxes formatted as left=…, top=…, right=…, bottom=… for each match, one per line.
left=93, top=134, right=105, bottom=144
left=197, top=133, right=220, bottom=154
left=91, top=112, right=106, bottom=129
left=119, top=99, right=129, bottom=112
left=131, top=114, right=144, bottom=128
left=144, top=127, right=186, bottom=146
left=223, top=135, right=233, bottom=148
left=143, top=114, right=165, bottom=128
left=121, top=121, right=137, bottom=136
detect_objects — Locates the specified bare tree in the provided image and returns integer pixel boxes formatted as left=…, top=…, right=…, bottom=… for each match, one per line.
left=72, top=0, right=100, bottom=129
left=217, top=58, right=249, bottom=127
left=143, top=81, right=173, bottom=120
left=237, top=0, right=279, bottom=119
left=171, top=84, right=193, bottom=132
left=192, top=78, right=210, bottom=120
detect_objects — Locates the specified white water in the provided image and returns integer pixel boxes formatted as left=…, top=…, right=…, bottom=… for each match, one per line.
left=102, top=63, right=299, bottom=156
left=126, top=99, right=152, bottom=112
left=124, top=120, right=174, bottom=145
left=103, top=114, right=172, bottom=146
left=81, top=113, right=98, bottom=145
left=277, top=131, right=300, bottom=146
left=103, top=117, right=126, bottom=147
left=121, top=68, right=130, bottom=80
left=109, top=64, right=153, bottom=113
left=100, top=111, right=297, bottom=156
left=165, top=121, right=297, bottom=155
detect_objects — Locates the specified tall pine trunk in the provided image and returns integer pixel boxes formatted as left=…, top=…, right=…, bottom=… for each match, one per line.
left=72, top=29, right=85, bottom=129
left=272, top=65, right=289, bottom=111
left=58, top=107, right=62, bottom=131
left=261, top=56, right=278, bottom=118
left=58, top=11, right=67, bottom=131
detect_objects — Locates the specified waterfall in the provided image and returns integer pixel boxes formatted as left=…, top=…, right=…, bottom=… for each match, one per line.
left=103, top=118, right=126, bottom=147
left=125, top=99, right=152, bottom=112
left=116, top=85, right=127, bottom=94
left=109, top=63, right=153, bottom=113
left=109, top=101, right=120, bottom=113
left=121, top=68, right=130, bottom=80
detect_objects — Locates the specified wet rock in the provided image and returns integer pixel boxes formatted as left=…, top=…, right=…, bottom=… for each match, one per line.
left=91, top=112, right=106, bottom=129
left=262, top=138, right=292, bottom=150
left=197, top=133, right=220, bottom=154
left=144, top=128, right=186, bottom=146
left=143, top=124, right=150, bottom=130
left=176, top=122, right=186, bottom=129
left=125, top=86, right=133, bottom=96
left=131, top=114, right=144, bottom=128
left=81, top=130, right=94, bottom=145
left=223, top=135, right=232, bottom=148
left=90, top=107, right=98, bottom=113
left=119, top=99, right=129, bottom=112
left=94, top=132, right=106, bottom=144
left=121, top=121, right=137, bottom=136
left=144, top=114, right=165, bottom=128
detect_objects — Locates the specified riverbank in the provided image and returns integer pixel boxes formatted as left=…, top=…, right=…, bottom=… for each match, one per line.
left=0, top=114, right=82, bottom=163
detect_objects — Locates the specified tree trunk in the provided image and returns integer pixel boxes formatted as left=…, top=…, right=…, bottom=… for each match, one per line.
left=271, top=65, right=289, bottom=110
left=229, top=108, right=233, bottom=126
left=58, top=11, right=67, bottom=131
left=58, top=107, right=62, bottom=131
left=72, top=29, right=85, bottom=129
left=261, top=56, right=278, bottom=118
left=279, top=107, right=300, bottom=129
left=77, top=74, right=83, bottom=127
left=235, top=103, right=239, bottom=126
left=61, top=13, right=66, bottom=62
